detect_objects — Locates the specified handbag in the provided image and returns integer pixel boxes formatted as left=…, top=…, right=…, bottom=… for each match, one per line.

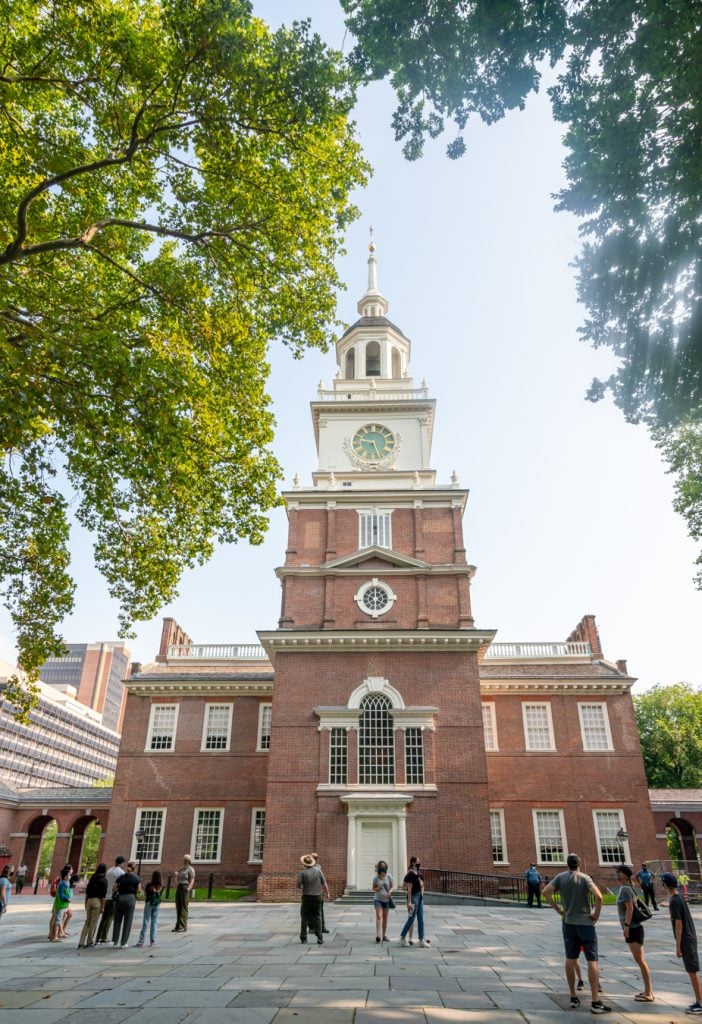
left=388, top=896, right=396, bottom=909
left=631, top=897, right=652, bottom=924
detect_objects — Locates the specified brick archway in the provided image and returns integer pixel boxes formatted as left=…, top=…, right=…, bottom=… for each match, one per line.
left=667, top=816, right=701, bottom=868
left=21, top=814, right=55, bottom=886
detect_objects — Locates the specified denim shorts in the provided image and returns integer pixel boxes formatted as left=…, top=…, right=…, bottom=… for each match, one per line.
left=374, top=899, right=390, bottom=910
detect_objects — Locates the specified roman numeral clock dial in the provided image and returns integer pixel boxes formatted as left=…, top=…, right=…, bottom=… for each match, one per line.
left=348, top=423, right=397, bottom=468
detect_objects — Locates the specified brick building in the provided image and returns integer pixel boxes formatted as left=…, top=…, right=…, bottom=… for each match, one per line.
left=39, top=641, right=131, bottom=732
left=106, top=245, right=657, bottom=897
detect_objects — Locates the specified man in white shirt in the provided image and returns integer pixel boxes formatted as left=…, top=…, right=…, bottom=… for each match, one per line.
left=96, top=855, right=125, bottom=944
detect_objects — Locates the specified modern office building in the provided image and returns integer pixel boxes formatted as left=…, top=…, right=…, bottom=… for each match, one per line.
left=39, top=641, right=131, bottom=732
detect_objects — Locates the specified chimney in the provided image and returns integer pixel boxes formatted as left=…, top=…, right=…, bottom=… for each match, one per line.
left=566, top=614, right=604, bottom=660
left=615, top=659, right=628, bottom=676
left=130, top=661, right=142, bottom=677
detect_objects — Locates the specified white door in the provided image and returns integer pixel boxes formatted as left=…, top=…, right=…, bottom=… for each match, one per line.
left=358, top=821, right=393, bottom=889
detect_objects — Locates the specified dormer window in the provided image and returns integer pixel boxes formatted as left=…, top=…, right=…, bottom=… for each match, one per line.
left=365, top=341, right=381, bottom=376
left=359, top=511, right=391, bottom=549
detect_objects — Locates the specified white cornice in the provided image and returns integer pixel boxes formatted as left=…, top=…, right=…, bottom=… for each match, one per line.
left=322, top=546, right=431, bottom=570
left=283, top=487, right=468, bottom=511
left=258, top=629, right=496, bottom=662
left=479, top=678, right=632, bottom=695
left=276, top=563, right=476, bottom=580
left=313, top=706, right=438, bottom=730
left=126, top=678, right=274, bottom=698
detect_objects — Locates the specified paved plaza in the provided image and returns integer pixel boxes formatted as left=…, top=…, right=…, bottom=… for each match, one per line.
left=0, top=895, right=700, bottom=1022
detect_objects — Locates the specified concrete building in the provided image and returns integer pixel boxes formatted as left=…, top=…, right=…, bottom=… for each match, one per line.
left=39, top=641, right=131, bottom=732
left=102, top=246, right=658, bottom=894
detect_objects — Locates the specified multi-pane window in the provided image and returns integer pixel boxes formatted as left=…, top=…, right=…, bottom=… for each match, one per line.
left=146, top=704, right=178, bottom=751
left=202, top=704, right=232, bottom=751
left=329, top=728, right=348, bottom=784
left=257, top=703, right=272, bottom=751
left=533, top=810, right=566, bottom=864
left=404, top=727, right=425, bottom=785
left=250, top=808, right=266, bottom=862
left=490, top=809, right=507, bottom=864
left=523, top=703, right=555, bottom=751
left=578, top=703, right=613, bottom=751
left=482, top=703, right=498, bottom=751
left=359, top=512, right=392, bottom=549
left=359, top=693, right=395, bottom=785
left=192, top=808, right=223, bottom=862
left=594, top=810, right=628, bottom=864
left=133, top=809, right=165, bottom=862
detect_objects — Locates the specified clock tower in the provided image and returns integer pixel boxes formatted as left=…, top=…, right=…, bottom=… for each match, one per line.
left=258, top=243, right=496, bottom=899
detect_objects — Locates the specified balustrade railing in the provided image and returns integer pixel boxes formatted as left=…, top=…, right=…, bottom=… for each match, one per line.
left=485, top=642, right=591, bottom=659
left=167, top=643, right=268, bottom=660
left=316, top=387, right=429, bottom=402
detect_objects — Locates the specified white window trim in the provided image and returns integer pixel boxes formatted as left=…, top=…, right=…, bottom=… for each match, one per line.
left=532, top=808, right=568, bottom=866
left=522, top=702, right=556, bottom=752
left=145, top=703, right=180, bottom=753
left=577, top=702, right=614, bottom=752
left=131, top=808, right=167, bottom=864
left=490, top=808, right=508, bottom=864
left=256, top=703, right=272, bottom=752
left=200, top=703, right=234, bottom=752
left=354, top=577, right=397, bottom=619
left=592, top=809, right=631, bottom=866
left=191, top=807, right=224, bottom=863
left=482, top=702, right=498, bottom=751
left=357, top=508, right=393, bottom=550
left=248, top=807, right=266, bottom=864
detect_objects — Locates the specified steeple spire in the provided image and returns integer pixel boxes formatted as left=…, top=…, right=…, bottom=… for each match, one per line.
left=358, top=226, right=389, bottom=318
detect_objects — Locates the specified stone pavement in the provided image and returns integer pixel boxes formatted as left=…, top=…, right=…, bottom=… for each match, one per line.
left=0, top=895, right=700, bottom=1022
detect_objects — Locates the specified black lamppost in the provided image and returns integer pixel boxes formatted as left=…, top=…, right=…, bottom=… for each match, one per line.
left=134, top=828, right=145, bottom=878
left=616, top=828, right=629, bottom=859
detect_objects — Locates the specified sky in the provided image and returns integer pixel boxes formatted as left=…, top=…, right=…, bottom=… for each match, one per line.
left=2, top=1, right=701, bottom=692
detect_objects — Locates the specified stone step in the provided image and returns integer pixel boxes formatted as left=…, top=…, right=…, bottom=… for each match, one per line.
left=335, top=890, right=377, bottom=904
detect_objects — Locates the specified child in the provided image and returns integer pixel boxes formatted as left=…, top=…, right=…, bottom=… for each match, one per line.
left=660, top=872, right=702, bottom=1015
left=135, top=870, right=163, bottom=948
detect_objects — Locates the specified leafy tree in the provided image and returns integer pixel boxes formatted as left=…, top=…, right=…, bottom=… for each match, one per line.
left=654, top=420, right=702, bottom=587
left=341, top=0, right=702, bottom=578
left=0, top=0, right=368, bottom=717
left=37, top=819, right=57, bottom=878
left=633, top=683, right=702, bottom=788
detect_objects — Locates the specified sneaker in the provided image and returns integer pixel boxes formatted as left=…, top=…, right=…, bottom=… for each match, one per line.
left=150, top=941, right=156, bottom=947
left=408, top=940, right=414, bottom=946
left=120, top=944, right=129, bottom=949
left=419, top=939, right=431, bottom=947
left=399, top=936, right=408, bottom=946
left=590, top=1002, right=612, bottom=1014
left=375, top=936, right=381, bottom=943
left=570, top=996, right=580, bottom=1008
left=577, top=981, right=585, bottom=991
left=107, top=941, right=115, bottom=947
left=686, top=1005, right=702, bottom=1015
left=134, top=942, right=143, bottom=948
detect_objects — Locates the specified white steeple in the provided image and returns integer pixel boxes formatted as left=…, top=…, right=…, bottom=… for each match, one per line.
left=357, top=227, right=389, bottom=318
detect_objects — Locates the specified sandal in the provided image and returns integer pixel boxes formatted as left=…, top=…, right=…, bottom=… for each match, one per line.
left=634, top=993, right=654, bottom=1002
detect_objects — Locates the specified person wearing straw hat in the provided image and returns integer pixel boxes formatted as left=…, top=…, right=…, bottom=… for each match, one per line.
left=297, top=853, right=329, bottom=945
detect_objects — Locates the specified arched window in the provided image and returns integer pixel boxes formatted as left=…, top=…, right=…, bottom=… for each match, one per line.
left=345, top=349, right=355, bottom=380
left=358, top=693, right=395, bottom=784
left=365, top=341, right=381, bottom=376
left=391, top=347, right=401, bottom=379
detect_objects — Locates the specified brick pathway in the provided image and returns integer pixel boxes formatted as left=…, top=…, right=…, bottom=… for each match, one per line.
left=0, top=895, right=698, bottom=1022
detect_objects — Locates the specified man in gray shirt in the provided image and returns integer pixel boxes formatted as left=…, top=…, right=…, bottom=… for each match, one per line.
left=543, top=853, right=611, bottom=1014
left=297, top=853, right=329, bottom=945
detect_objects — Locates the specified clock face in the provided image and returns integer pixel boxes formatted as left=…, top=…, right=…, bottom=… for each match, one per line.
left=352, top=424, right=396, bottom=462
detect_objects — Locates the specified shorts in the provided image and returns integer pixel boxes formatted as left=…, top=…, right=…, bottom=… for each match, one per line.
left=625, top=924, right=644, bottom=945
left=563, top=922, right=598, bottom=962
left=374, top=899, right=390, bottom=910
left=681, top=942, right=700, bottom=974
left=51, top=907, right=66, bottom=927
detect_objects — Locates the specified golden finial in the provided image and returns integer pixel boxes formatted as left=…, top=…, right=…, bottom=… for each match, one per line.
left=369, top=224, right=375, bottom=253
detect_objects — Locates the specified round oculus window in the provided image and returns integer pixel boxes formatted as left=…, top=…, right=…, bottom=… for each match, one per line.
left=354, top=577, right=396, bottom=619
left=362, top=585, right=389, bottom=613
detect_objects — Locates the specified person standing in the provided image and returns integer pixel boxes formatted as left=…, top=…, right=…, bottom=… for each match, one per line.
left=78, top=863, right=108, bottom=948
left=135, top=870, right=163, bottom=948
left=660, top=872, right=702, bottom=1015
left=635, top=862, right=658, bottom=911
left=543, top=852, right=611, bottom=1014
left=615, top=864, right=654, bottom=1002
left=372, top=860, right=394, bottom=944
left=111, top=861, right=141, bottom=948
left=525, top=863, right=543, bottom=907
left=173, top=854, right=195, bottom=933
left=0, top=865, right=11, bottom=924
left=49, top=866, right=72, bottom=941
left=96, top=855, right=125, bottom=944
left=399, top=856, right=430, bottom=947
left=297, top=853, right=329, bottom=944
left=15, top=863, right=28, bottom=895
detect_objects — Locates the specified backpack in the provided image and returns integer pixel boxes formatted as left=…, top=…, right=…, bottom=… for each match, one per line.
left=49, top=876, right=60, bottom=897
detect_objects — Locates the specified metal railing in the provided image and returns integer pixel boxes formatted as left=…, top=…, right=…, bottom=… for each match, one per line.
left=167, top=643, right=268, bottom=660
left=422, top=868, right=530, bottom=903
left=485, top=642, right=591, bottom=659
left=316, top=387, right=429, bottom=402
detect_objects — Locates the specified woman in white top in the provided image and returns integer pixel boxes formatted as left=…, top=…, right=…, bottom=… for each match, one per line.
left=372, top=860, right=393, bottom=943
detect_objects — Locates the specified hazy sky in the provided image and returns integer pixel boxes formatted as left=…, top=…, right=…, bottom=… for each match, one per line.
left=2, top=1, right=700, bottom=691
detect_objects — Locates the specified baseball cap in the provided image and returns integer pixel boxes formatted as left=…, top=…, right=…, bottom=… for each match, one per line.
left=660, top=872, right=678, bottom=888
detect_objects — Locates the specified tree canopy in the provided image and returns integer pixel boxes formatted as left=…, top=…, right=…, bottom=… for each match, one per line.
left=0, top=0, right=368, bottom=717
left=342, top=0, right=702, bottom=579
left=633, top=683, right=702, bottom=788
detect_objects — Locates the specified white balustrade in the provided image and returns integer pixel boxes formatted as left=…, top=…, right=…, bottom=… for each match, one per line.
left=167, top=643, right=268, bottom=660
left=316, top=388, right=429, bottom=402
left=484, top=642, right=591, bottom=659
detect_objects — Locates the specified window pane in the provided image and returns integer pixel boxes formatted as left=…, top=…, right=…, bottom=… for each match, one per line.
left=205, top=705, right=230, bottom=750
left=329, top=728, right=348, bottom=784
left=482, top=704, right=496, bottom=751
left=150, top=706, right=176, bottom=750
left=360, top=513, right=391, bottom=549
left=595, top=811, right=625, bottom=863
left=404, top=727, right=424, bottom=785
left=252, top=810, right=266, bottom=861
left=137, top=809, right=164, bottom=861
left=359, top=694, right=395, bottom=785
left=580, top=704, right=610, bottom=750
left=194, top=809, right=222, bottom=861
left=490, top=810, right=505, bottom=863
left=258, top=705, right=272, bottom=750
left=535, top=811, right=564, bottom=863
left=525, top=705, right=552, bottom=750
